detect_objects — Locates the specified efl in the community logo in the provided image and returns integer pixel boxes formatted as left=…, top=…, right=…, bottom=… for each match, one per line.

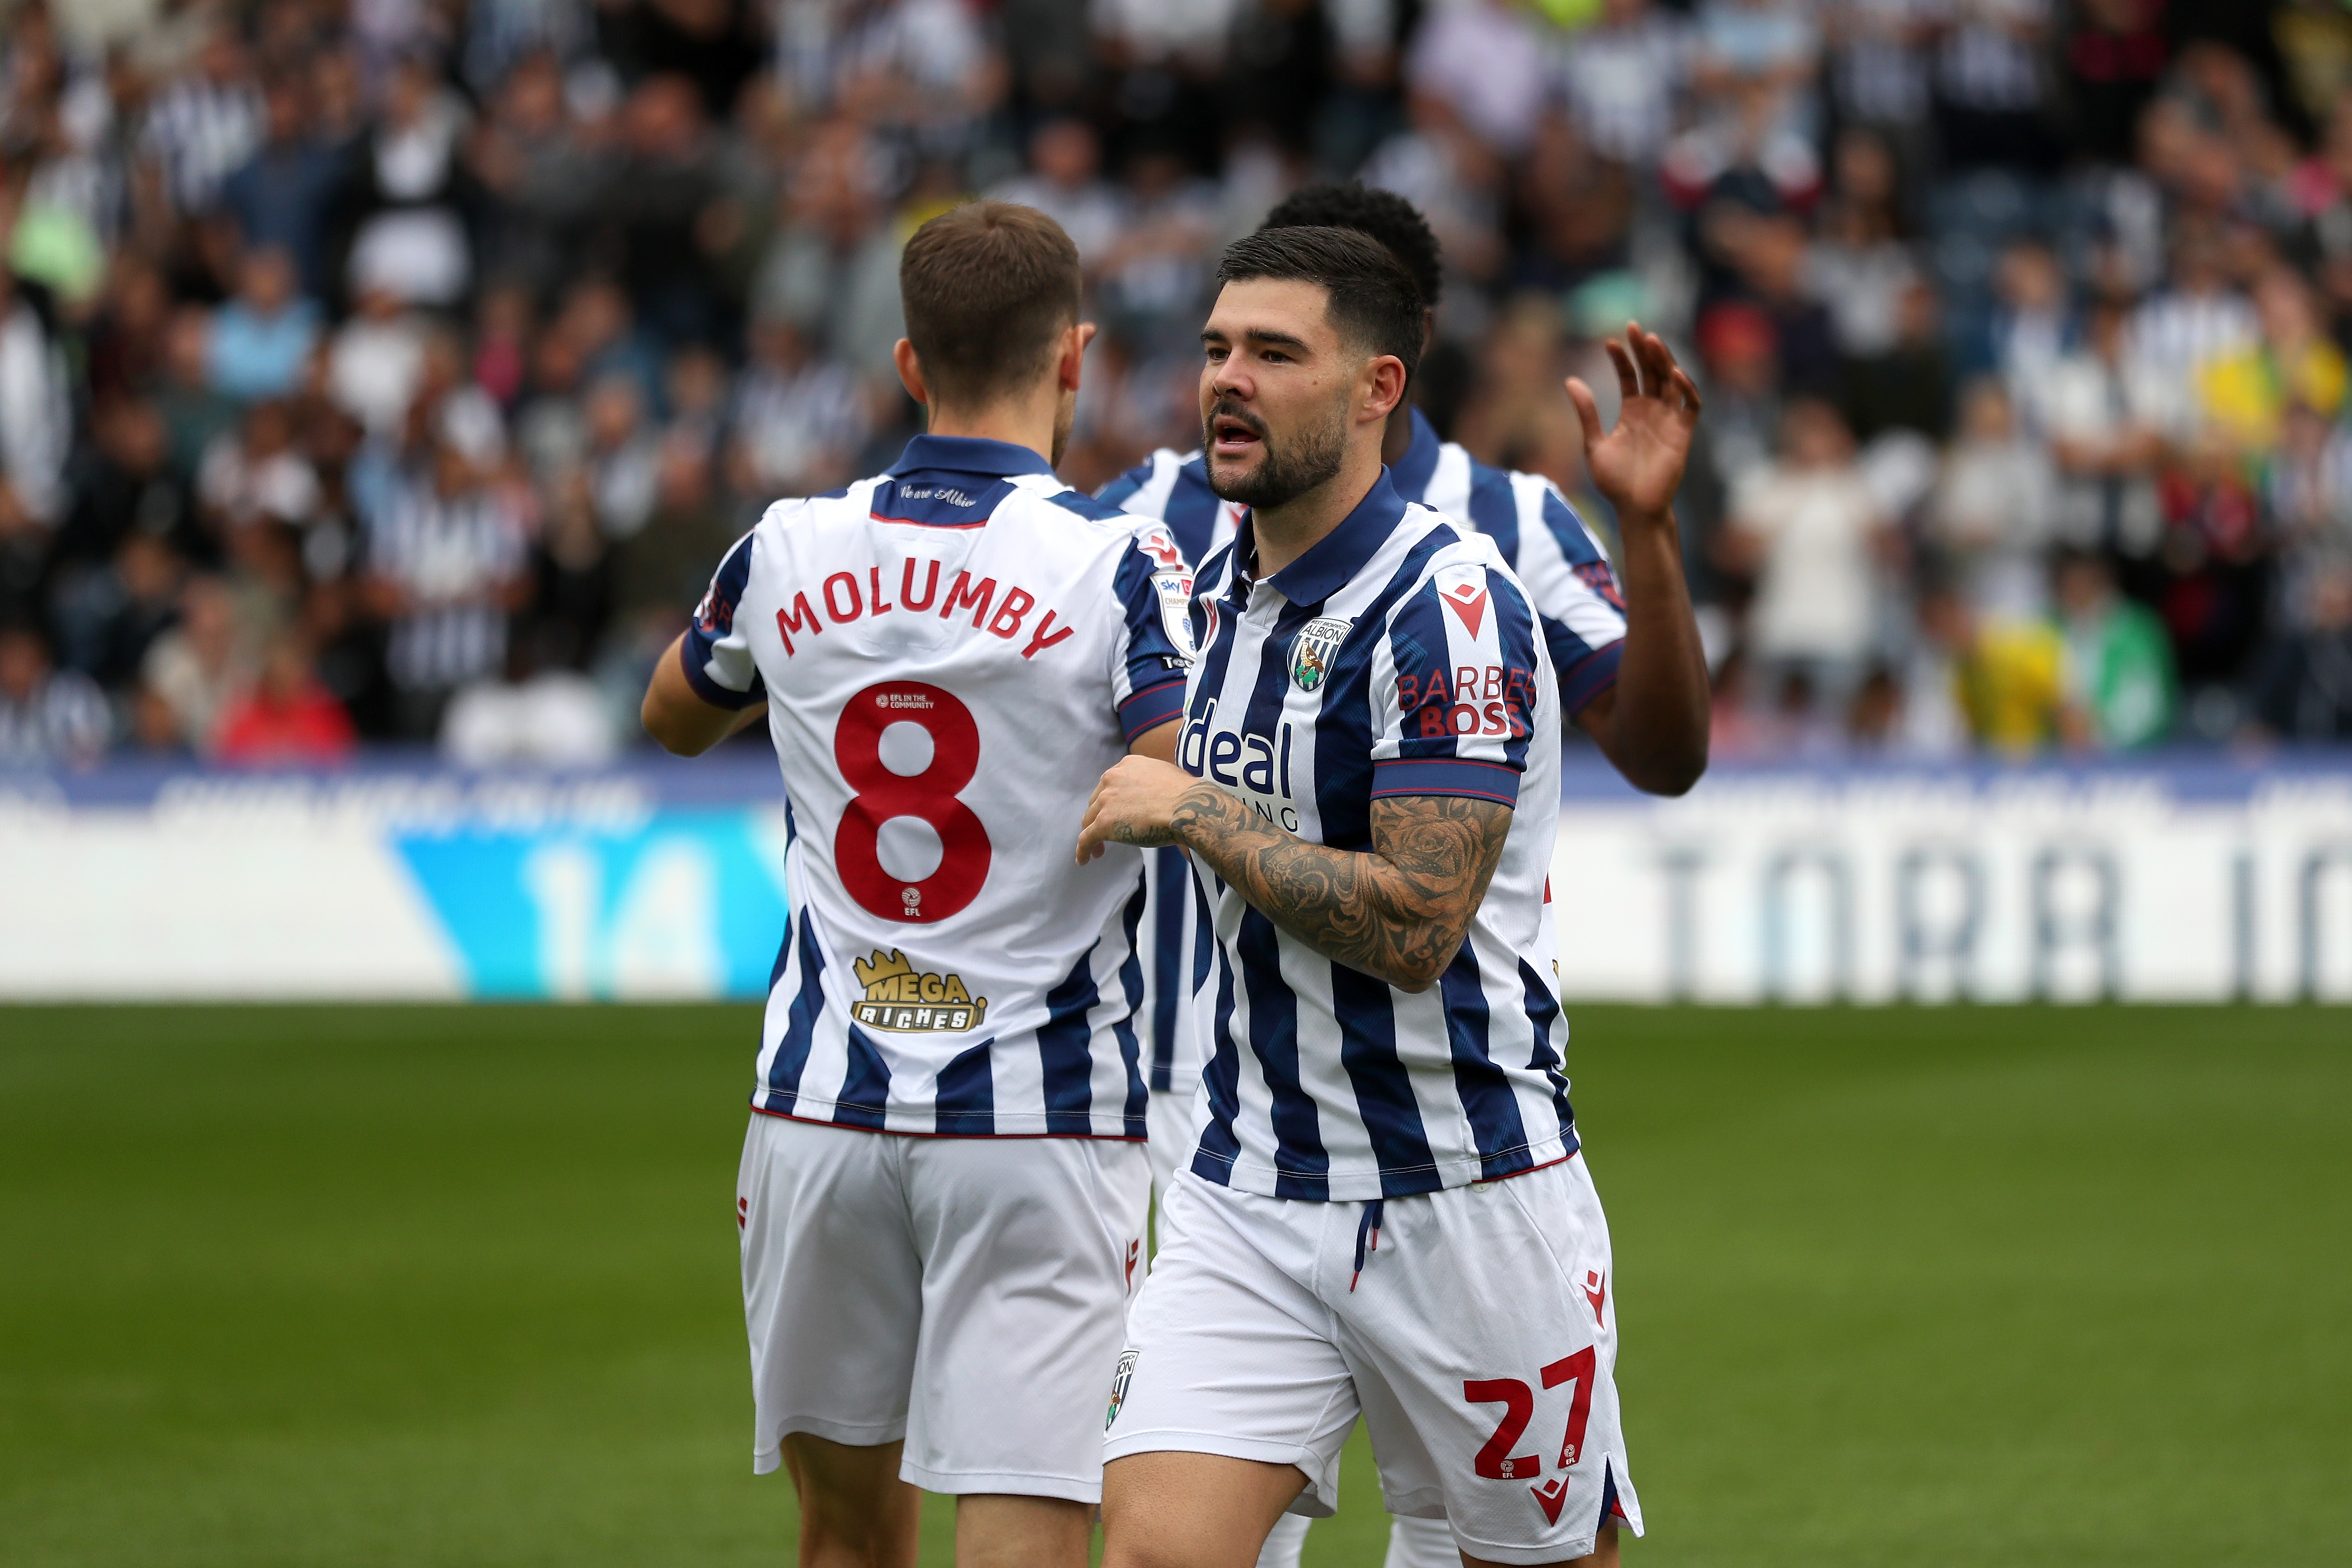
left=1105, top=1349, right=1139, bottom=1430
left=851, top=950, right=988, bottom=1032
left=1288, top=616, right=1351, bottom=692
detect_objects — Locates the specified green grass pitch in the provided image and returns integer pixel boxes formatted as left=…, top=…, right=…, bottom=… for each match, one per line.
left=2, top=1004, right=2347, bottom=1566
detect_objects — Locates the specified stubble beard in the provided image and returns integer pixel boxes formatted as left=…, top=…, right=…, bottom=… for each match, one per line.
left=1203, top=396, right=1348, bottom=511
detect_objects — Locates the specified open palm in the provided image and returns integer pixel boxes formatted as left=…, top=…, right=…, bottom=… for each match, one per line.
left=1565, top=324, right=1703, bottom=522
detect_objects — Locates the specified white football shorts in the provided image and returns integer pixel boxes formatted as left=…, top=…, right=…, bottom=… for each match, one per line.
left=1105, top=1158, right=1642, bottom=1565
left=738, top=1112, right=1150, bottom=1499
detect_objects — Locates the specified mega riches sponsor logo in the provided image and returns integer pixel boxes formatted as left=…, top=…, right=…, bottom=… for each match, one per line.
left=850, top=949, right=988, bottom=1032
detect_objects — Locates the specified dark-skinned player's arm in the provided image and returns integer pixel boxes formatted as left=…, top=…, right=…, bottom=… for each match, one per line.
left=642, top=632, right=769, bottom=756
left=1564, top=324, right=1712, bottom=797
left=643, top=635, right=1185, bottom=763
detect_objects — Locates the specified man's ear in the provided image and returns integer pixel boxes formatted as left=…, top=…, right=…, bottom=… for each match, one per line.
left=1059, top=321, right=1098, bottom=393
left=892, top=338, right=930, bottom=406
left=1363, top=353, right=1408, bottom=424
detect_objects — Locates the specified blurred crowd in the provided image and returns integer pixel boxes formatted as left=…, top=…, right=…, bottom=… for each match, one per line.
left=2, top=0, right=2351, bottom=769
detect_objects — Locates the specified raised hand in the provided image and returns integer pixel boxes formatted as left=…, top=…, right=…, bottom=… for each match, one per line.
left=1564, top=323, right=1703, bottom=525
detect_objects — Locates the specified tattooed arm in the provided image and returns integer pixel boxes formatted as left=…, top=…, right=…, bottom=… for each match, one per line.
left=1076, top=755, right=1512, bottom=993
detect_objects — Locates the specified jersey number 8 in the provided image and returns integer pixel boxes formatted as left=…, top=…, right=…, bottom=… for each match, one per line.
left=834, top=682, right=991, bottom=924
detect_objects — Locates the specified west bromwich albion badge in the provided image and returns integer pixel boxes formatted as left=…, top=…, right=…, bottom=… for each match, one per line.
left=1105, top=1349, right=1139, bottom=1430
left=1288, top=616, right=1351, bottom=692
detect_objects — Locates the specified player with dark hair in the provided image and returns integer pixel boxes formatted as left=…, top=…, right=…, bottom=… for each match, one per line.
left=1098, top=188, right=1710, bottom=1568
left=1083, top=223, right=1703, bottom=1568
left=640, top=200, right=1196, bottom=1568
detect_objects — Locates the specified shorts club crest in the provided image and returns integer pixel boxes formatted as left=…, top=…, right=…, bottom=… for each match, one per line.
left=1105, top=1349, right=1139, bottom=1430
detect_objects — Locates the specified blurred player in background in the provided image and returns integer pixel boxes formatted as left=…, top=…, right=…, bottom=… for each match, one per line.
left=640, top=202, right=1191, bottom=1568
left=1081, top=225, right=1704, bottom=1568
left=1097, top=185, right=1711, bottom=1568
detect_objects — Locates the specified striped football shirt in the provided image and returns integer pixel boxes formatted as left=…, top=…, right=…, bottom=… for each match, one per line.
left=1099, top=406, right=1623, bottom=1096
left=684, top=434, right=1192, bottom=1137
left=1172, top=470, right=1575, bottom=1201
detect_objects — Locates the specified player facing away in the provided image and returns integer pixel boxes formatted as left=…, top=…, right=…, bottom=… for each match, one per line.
left=1078, top=227, right=1705, bottom=1567
left=639, top=202, right=1193, bottom=1568
left=1096, top=184, right=1711, bottom=1568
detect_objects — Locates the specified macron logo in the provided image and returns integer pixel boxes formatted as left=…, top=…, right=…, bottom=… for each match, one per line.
left=1441, top=580, right=1489, bottom=638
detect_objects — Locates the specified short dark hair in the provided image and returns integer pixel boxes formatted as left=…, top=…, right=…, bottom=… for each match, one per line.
left=1214, top=225, right=1423, bottom=387
left=1259, top=183, right=1442, bottom=310
left=900, top=201, right=1083, bottom=409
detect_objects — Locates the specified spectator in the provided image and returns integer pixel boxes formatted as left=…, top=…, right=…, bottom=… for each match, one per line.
left=1404, top=0, right=1553, bottom=159
left=0, top=267, right=72, bottom=530
left=1560, top=0, right=1692, bottom=170
left=2041, top=299, right=2170, bottom=555
left=327, top=285, right=428, bottom=439
left=218, top=77, right=343, bottom=298
left=0, top=622, right=108, bottom=765
left=730, top=315, right=869, bottom=499
left=1721, top=398, right=1889, bottom=715
left=987, top=118, right=1123, bottom=267
left=1932, top=379, right=2056, bottom=622
left=215, top=632, right=357, bottom=764
left=469, top=49, right=609, bottom=300
left=2196, top=267, right=2346, bottom=457
left=583, top=372, right=660, bottom=540
left=139, top=25, right=264, bottom=217
left=140, top=575, right=256, bottom=755
left=603, top=75, right=730, bottom=350
left=1803, top=129, right=1919, bottom=361
left=155, top=309, right=242, bottom=486
left=750, top=117, right=904, bottom=382
left=2053, top=549, right=2176, bottom=749
left=335, top=50, right=476, bottom=309
left=2244, top=559, right=2352, bottom=742
left=205, top=247, right=321, bottom=405
left=55, top=532, right=186, bottom=694
left=1918, top=584, right=2073, bottom=757
left=363, top=440, right=530, bottom=738
left=198, top=400, right=321, bottom=535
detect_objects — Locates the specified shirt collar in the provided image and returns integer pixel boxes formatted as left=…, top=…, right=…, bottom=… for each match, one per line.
left=887, top=434, right=1057, bottom=478
left=1389, top=407, right=1442, bottom=501
left=1236, top=470, right=1410, bottom=607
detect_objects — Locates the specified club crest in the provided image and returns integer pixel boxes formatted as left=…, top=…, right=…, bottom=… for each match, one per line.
left=1288, top=616, right=1351, bottom=692
left=1105, top=1349, right=1139, bottom=1430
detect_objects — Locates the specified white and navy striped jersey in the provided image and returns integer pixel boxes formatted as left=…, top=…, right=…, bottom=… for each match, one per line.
left=1174, top=472, right=1574, bottom=1202
left=684, top=434, right=1191, bottom=1139
left=1098, top=407, right=1626, bottom=1096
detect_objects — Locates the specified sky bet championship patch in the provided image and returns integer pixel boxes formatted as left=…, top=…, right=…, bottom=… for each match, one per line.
left=850, top=950, right=987, bottom=1032
left=1288, top=616, right=1351, bottom=692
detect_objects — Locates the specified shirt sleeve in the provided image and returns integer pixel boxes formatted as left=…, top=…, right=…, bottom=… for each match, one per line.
left=1505, top=476, right=1629, bottom=715
left=1110, top=522, right=1192, bottom=741
left=679, top=527, right=767, bottom=710
left=1368, top=556, right=1545, bottom=807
